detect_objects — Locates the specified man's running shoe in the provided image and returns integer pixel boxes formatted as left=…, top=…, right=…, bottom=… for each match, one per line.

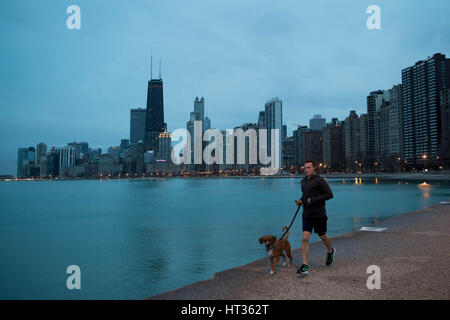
left=326, top=248, right=336, bottom=266
left=297, top=264, right=309, bottom=275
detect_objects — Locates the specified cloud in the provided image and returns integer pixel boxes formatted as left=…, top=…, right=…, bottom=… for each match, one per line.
left=1, top=0, right=450, bottom=175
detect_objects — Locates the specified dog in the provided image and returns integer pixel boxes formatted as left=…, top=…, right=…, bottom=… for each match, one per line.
left=259, top=226, right=293, bottom=274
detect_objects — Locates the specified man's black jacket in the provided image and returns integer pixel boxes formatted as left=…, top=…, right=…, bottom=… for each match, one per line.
left=300, top=174, right=334, bottom=218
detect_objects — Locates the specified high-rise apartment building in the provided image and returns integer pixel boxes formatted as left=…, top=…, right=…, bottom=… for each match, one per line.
left=344, top=111, right=361, bottom=171
left=402, top=53, right=450, bottom=167
left=293, top=125, right=310, bottom=166
left=322, top=120, right=345, bottom=172
left=440, top=88, right=450, bottom=166
left=367, top=90, right=389, bottom=168
left=303, top=130, right=323, bottom=165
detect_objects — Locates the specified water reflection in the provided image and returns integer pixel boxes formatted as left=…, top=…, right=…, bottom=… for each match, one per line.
left=352, top=215, right=380, bottom=230
left=418, top=182, right=431, bottom=198
left=352, top=217, right=361, bottom=230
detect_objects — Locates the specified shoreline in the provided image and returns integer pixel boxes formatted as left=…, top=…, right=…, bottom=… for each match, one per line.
left=3, top=171, right=450, bottom=183
left=148, top=200, right=450, bottom=299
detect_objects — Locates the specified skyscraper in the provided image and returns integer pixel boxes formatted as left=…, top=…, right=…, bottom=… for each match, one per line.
left=144, top=59, right=166, bottom=152
left=120, top=139, right=130, bottom=152
left=27, top=147, right=35, bottom=165
left=322, top=120, right=344, bottom=172
left=17, top=148, right=28, bottom=178
left=373, top=84, right=403, bottom=170
left=359, top=113, right=368, bottom=170
left=59, top=146, right=75, bottom=168
left=46, top=148, right=59, bottom=177
left=367, top=90, right=389, bottom=169
left=293, top=125, right=310, bottom=166
left=204, top=116, right=211, bottom=131
left=158, top=132, right=172, bottom=162
left=303, top=130, right=323, bottom=165
left=402, top=53, right=450, bottom=168
left=263, top=97, right=283, bottom=168
left=282, top=124, right=287, bottom=141
left=344, top=111, right=361, bottom=171
left=258, top=111, right=265, bottom=129
left=388, top=85, right=404, bottom=160
left=309, top=114, right=326, bottom=131
left=186, top=97, right=206, bottom=171
left=440, top=88, right=450, bottom=167
left=79, top=142, right=89, bottom=158
left=194, top=96, right=205, bottom=121
left=36, top=143, right=47, bottom=164
left=67, top=142, right=82, bottom=160
left=130, top=108, right=146, bottom=146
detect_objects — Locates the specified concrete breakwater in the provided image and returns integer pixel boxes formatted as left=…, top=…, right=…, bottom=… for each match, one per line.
left=149, top=200, right=450, bottom=300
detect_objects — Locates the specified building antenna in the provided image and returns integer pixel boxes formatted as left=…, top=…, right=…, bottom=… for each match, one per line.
left=159, top=59, right=161, bottom=79
left=150, top=50, right=153, bottom=80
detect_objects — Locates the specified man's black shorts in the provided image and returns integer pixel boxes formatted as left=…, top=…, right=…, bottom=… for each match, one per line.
left=302, top=216, right=328, bottom=236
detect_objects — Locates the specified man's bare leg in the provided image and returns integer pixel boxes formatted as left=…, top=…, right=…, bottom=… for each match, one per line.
left=301, top=231, right=311, bottom=265
left=319, top=233, right=333, bottom=253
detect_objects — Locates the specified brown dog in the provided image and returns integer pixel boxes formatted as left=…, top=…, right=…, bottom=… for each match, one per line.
left=259, top=226, right=293, bottom=274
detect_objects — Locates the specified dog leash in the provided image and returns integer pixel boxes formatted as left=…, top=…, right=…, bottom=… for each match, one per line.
left=279, top=203, right=302, bottom=240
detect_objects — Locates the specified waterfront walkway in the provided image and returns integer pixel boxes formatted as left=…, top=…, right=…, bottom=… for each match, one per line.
left=322, top=172, right=450, bottom=182
left=149, top=200, right=450, bottom=299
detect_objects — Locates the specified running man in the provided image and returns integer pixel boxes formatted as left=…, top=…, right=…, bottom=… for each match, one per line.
left=295, top=159, right=335, bottom=275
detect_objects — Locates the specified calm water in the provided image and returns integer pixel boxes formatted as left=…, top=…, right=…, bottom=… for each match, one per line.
left=0, top=177, right=449, bottom=299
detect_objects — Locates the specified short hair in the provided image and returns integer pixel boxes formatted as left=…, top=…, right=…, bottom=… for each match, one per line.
left=305, top=159, right=317, bottom=168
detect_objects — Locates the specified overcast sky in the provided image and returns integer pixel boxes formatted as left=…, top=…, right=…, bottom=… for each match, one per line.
left=1, top=0, right=449, bottom=175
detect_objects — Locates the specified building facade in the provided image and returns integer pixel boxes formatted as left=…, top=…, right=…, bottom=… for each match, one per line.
left=263, top=97, right=283, bottom=169
left=322, top=120, right=345, bottom=172
left=144, top=78, right=166, bottom=152
left=402, top=53, right=450, bottom=168
left=130, top=108, right=146, bottom=146
left=309, top=114, right=326, bottom=131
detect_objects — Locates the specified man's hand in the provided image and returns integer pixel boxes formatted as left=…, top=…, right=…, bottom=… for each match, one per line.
left=295, top=199, right=303, bottom=207
left=307, top=197, right=311, bottom=205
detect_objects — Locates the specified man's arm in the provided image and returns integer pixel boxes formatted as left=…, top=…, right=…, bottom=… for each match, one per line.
left=309, top=178, right=333, bottom=204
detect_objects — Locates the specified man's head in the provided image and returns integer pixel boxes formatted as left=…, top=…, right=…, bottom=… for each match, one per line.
left=304, top=159, right=317, bottom=177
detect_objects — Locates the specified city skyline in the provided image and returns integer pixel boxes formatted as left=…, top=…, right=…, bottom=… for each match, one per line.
left=2, top=0, right=450, bottom=175
left=8, top=52, right=450, bottom=177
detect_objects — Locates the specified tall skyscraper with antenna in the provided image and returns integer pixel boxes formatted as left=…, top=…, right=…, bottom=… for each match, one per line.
left=144, top=55, right=166, bottom=152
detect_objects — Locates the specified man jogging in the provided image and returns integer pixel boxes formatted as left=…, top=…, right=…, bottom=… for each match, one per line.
left=295, top=159, right=335, bottom=275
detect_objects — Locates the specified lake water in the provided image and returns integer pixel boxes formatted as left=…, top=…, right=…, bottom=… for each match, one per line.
left=1, top=177, right=449, bottom=299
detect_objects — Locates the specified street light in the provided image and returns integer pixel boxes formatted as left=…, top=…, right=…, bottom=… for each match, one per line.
left=422, top=154, right=427, bottom=170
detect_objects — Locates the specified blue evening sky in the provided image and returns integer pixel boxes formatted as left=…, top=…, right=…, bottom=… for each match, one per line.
left=1, top=0, right=449, bottom=175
